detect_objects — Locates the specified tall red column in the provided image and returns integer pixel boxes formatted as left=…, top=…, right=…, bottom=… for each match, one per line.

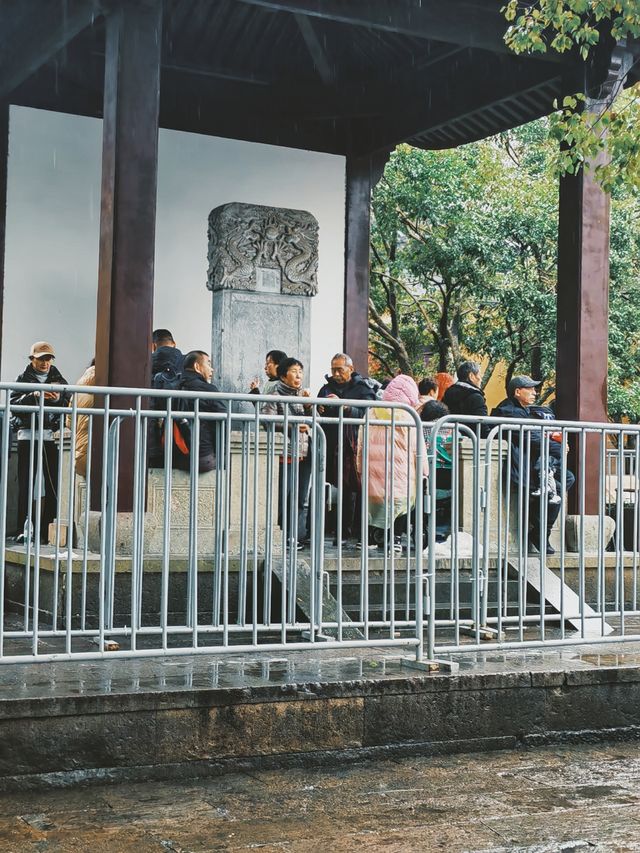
left=344, top=151, right=389, bottom=376
left=93, top=0, right=162, bottom=509
left=555, top=162, right=610, bottom=514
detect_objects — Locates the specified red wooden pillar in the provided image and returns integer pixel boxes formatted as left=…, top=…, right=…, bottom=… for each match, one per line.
left=555, top=162, right=610, bottom=514
left=0, top=103, right=8, bottom=378
left=344, top=151, right=389, bottom=375
left=93, top=0, right=162, bottom=509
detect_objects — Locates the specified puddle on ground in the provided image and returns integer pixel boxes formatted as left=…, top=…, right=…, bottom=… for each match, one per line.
left=575, top=653, right=640, bottom=666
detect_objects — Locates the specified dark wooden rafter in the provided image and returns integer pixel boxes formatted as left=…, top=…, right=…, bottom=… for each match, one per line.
left=294, top=14, right=334, bottom=84
left=235, top=0, right=564, bottom=59
left=0, top=0, right=104, bottom=100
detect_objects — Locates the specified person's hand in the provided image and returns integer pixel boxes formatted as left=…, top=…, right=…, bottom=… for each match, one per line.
left=301, top=388, right=311, bottom=398
left=249, top=378, right=260, bottom=391
left=326, top=393, right=338, bottom=399
left=44, top=391, right=60, bottom=401
left=299, top=423, right=310, bottom=433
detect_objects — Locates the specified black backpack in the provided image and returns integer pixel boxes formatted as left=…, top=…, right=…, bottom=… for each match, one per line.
left=152, top=365, right=182, bottom=396
left=151, top=366, right=191, bottom=461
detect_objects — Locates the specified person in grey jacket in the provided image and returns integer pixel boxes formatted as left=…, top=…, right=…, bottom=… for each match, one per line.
left=262, top=357, right=312, bottom=548
left=249, top=349, right=287, bottom=396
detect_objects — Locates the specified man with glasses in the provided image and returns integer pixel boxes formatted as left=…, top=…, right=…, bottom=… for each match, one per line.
left=318, top=353, right=379, bottom=546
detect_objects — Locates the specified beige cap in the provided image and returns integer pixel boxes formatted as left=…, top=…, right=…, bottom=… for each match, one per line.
left=29, top=341, right=56, bottom=359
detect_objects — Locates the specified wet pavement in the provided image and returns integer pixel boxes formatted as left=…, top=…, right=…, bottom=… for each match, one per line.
left=4, top=641, right=640, bottom=702
left=1, top=740, right=640, bottom=851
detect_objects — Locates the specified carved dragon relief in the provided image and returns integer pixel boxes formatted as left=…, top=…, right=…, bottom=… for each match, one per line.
left=207, top=203, right=318, bottom=296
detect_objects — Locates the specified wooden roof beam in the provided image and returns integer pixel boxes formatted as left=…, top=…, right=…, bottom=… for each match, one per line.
left=236, top=0, right=563, bottom=60
left=294, top=14, right=334, bottom=84
left=0, top=0, right=104, bottom=100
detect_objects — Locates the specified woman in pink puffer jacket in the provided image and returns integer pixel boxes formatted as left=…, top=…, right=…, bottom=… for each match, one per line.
left=356, top=374, right=427, bottom=550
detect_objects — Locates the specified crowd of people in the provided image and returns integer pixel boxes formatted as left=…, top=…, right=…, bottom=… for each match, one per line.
left=8, top=334, right=572, bottom=556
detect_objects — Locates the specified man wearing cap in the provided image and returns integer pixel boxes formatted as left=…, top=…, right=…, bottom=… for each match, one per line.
left=10, top=342, right=69, bottom=544
left=492, top=376, right=575, bottom=555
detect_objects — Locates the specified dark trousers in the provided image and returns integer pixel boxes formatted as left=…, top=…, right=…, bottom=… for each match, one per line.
left=277, top=456, right=312, bottom=542
left=332, top=487, right=362, bottom=540
left=528, top=469, right=575, bottom=544
left=17, top=439, right=59, bottom=539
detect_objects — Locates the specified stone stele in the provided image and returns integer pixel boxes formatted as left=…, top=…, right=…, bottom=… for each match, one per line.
left=207, top=202, right=318, bottom=396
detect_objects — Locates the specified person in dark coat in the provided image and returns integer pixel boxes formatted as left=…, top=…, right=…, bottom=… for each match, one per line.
left=176, top=350, right=226, bottom=473
left=151, top=328, right=184, bottom=376
left=491, top=375, right=575, bottom=555
left=442, top=360, right=489, bottom=436
left=317, top=353, right=379, bottom=545
left=149, top=329, right=185, bottom=467
left=11, top=341, right=70, bottom=543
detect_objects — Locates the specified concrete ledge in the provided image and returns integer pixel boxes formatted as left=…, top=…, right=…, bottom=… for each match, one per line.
left=2, top=649, right=640, bottom=787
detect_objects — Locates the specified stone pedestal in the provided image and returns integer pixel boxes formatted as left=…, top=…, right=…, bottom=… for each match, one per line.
left=80, top=431, right=280, bottom=557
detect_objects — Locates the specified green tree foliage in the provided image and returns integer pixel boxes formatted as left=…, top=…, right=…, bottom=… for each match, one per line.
left=608, top=180, right=640, bottom=418
left=502, top=1, right=640, bottom=191
left=370, top=122, right=640, bottom=419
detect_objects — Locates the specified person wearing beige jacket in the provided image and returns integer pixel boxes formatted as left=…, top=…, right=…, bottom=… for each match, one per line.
left=70, top=361, right=95, bottom=478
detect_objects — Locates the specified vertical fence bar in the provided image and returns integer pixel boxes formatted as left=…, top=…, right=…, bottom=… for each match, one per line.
left=64, top=396, right=79, bottom=654
left=0, top=389, right=12, bottom=658
left=97, top=395, right=111, bottom=655
left=251, top=405, right=260, bottom=646
left=129, top=396, right=144, bottom=654
left=187, top=402, right=201, bottom=647
left=238, top=420, right=249, bottom=626
left=81, top=414, right=93, bottom=633
left=222, top=404, right=233, bottom=647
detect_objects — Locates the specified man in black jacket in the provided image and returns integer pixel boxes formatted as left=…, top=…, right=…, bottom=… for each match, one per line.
left=442, top=361, right=489, bottom=436
left=491, top=375, right=575, bottom=555
left=318, top=353, right=378, bottom=544
left=11, top=341, right=70, bottom=543
left=177, top=350, right=226, bottom=473
left=149, top=329, right=185, bottom=467
left=151, top=328, right=184, bottom=377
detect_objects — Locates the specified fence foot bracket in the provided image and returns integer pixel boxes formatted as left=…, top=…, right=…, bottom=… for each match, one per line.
left=401, top=657, right=460, bottom=674
left=459, top=624, right=506, bottom=642
left=301, top=630, right=336, bottom=642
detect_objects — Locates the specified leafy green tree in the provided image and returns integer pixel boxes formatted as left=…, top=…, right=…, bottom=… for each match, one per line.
left=608, top=181, right=640, bottom=419
left=369, top=121, right=640, bottom=419
left=370, top=127, right=560, bottom=389
left=502, top=1, right=640, bottom=191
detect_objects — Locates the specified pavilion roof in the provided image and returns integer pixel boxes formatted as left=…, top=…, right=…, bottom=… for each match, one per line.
left=0, top=0, right=632, bottom=155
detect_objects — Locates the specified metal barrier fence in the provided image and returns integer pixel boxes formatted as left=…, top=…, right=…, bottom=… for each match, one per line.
left=424, top=415, right=640, bottom=659
left=4, top=381, right=640, bottom=667
left=0, top=381, right=425, bottom=663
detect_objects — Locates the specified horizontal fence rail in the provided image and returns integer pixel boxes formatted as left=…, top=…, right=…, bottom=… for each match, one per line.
left=0, top=382, right=425, bottom=663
